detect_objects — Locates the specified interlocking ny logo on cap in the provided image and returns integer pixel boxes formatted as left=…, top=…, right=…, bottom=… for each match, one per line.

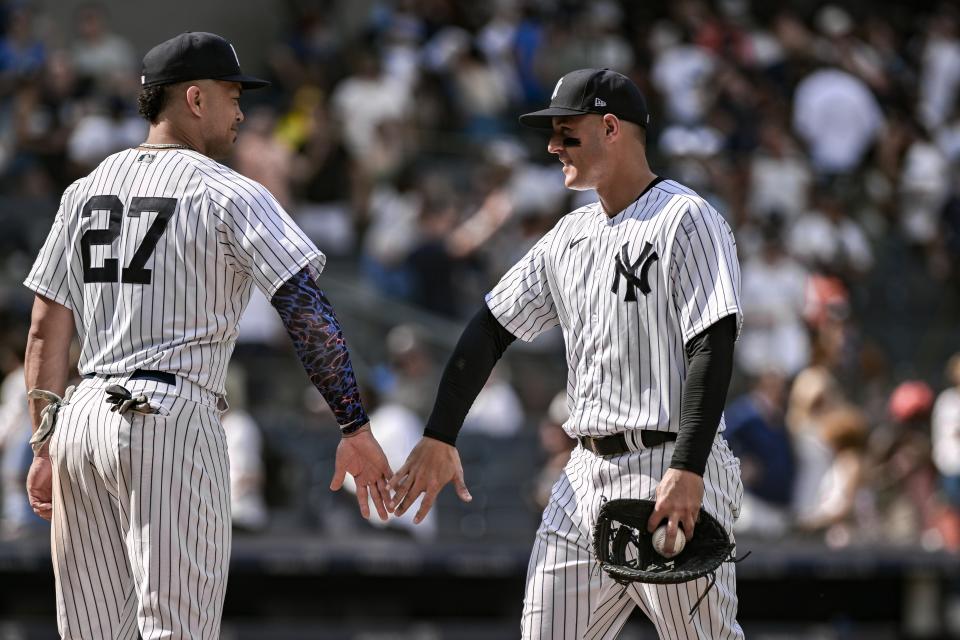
left=552, top=77, right=564, bottom=100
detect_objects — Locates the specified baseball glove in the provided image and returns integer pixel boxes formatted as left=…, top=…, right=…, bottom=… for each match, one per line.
left=592, top=498, right=742, bottom=616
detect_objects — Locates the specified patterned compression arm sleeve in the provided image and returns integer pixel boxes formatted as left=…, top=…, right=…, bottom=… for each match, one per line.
left=271, top=267, right=369, bottom=435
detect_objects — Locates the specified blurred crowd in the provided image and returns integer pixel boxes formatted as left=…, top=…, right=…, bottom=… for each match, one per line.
left=1, top=0, right=960, bottom=551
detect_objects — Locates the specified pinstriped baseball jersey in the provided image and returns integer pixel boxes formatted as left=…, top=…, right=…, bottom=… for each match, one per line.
left=24, top=148, right=325, bottom=395
left=486, top=178, right=742, bottom=439
left=502, top=177, right=746, bottom=640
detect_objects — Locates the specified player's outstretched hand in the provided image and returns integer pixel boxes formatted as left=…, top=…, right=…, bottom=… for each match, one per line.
left=330, top=424, right=394, bottom=521
left=389, top=437, right=472, bottom=525
left=646, top=468, right=704, bottom=556
left=26, top=450, right=53, bottom=521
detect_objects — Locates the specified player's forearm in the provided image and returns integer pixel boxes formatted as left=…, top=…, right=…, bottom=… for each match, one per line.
left=271, top=267, right=369, bottom=435
left=24, top=296, right=75, bottom=432
left=672, top=314, right=737, bottom=476
left=424, top=304, right=517, bottom=446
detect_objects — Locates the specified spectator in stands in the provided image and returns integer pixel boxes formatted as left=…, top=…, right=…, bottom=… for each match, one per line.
left=746, top=118, right=812, bottom=226
left=870, top=381, right=938, bottom=545
left=649, top=21, right=716, bottom=127
left=382, top=324, right=440, bottom=420
left=223, top=368, right=269, bottom=533
left=405, top=185, right=514, bottom=317
left=329, top=49, right=412, bottom=170
left=234, top=106, right=295, bottom=210
left=436, top=30, right=510, bottom=137
left=796, top=403, right=872, bottom=548
left=66, top=93, right=146, bottom=172
left=792, top=65, right=883, bottom=177
left=9, top=50, right=83, bottom=189
left=737, top=216, right=811, bottom=378
left=896, top=118, right=952, bottom=261
left=0, top=336, right=37, bottom=539
left=787, top=366, right=845, bottom=524
left=724, top=371, right=795, bottom=536
left=934, top=355, right=960, bottom=513
left=931, top=355, right=960, bottom=550
left=788, top=186, right=873, bottom=280
left=461, top=363, right=524, bottom=438
left=918, top=5, right=960, bottom=132
left=0, top=4, right=46, bottom=92
left=70, top=3, right=136, bottom=91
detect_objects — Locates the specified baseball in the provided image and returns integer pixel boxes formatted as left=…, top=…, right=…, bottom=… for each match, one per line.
left=652, top=525, right=686, bottom=558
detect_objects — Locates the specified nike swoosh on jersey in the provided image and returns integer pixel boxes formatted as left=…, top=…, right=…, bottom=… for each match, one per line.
left=568, top=236, right=588, bottom=249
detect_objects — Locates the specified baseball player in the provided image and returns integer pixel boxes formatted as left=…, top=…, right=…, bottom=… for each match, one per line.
left=23, top=32, right=393, bottom=639
left=390, top=68, right=745, bottom=638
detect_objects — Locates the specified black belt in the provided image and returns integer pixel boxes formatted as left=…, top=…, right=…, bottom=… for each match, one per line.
left=578, top=431, right=677, bottom=456
left=83, top=369, right=176, bottom=385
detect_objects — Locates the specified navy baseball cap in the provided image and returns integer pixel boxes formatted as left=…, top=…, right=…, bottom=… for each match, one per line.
left=141, top=32, right=270, bottom=90
left=519, top=68, right=649, bottom=130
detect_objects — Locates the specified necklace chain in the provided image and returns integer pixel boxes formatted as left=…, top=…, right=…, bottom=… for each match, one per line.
left=138, top=143, right=194, bottom=150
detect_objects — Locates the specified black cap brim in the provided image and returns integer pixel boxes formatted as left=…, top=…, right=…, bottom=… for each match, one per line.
left=518, top=106, right=591, bottom=129
left=217, top=73, right=271, bottom=90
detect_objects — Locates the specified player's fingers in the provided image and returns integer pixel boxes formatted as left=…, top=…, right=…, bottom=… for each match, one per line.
left=682, top=513, right=696, bottom=540
left=647, top=505, right=667, bottom=532
left=664, top=518, right=680, bottom=552
left=355, top=482, right=371, bottom=519
left=30, top=499, right=52, bottom=521
left=369, top=480, right=390, bottom=521
left=330, top=458, right=347, bottom=491
left=414, top=487, right=438, bottom=525
left=454, top=473, right=472, bottom=503
left=390, top=470, right=414, bottom=504
left=395, top=477, right=426, bottom=517
left=388, top=464, right=411, bottom=493
left=378, top=457, right=394, bottom=482
left=378, top=478, right=395, bottom=512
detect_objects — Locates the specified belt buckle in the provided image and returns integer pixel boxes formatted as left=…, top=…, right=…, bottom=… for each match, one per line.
left=582, top=436, right=599, bottom=455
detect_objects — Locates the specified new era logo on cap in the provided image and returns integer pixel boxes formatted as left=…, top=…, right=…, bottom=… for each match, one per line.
left=519, top=68, right=649, bottom=131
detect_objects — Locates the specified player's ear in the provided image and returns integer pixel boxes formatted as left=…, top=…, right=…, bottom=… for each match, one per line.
left=602, top=114, right=620, bottom=141
left=185, top=84, right=203, bottom=118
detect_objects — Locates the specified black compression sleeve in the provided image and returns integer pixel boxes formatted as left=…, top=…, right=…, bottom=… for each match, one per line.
left=671, top=314, right=737, bottom=476
left=423, top=305, right=517, bottom=446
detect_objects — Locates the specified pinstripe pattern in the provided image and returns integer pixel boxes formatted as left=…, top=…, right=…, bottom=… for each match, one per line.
left=24, top=148, right=326, bottom=396
left=486, top=180, right=745, bottom=639
left=486, top=180, right=741, bottom=440
left=24, top=147, right=323, bottom=638
left=49, top=375, right=230, bottom=639
left=522, top=436, right=744, bottom=639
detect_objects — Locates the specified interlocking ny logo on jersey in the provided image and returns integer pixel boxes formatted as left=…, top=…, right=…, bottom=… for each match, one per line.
left=611, top=241, right=658, bottom=301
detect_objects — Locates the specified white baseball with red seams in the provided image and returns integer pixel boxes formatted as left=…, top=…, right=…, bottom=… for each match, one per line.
left=653, top=524, right=686, bottom=558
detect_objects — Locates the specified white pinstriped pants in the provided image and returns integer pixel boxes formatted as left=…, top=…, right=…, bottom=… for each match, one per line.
left=522, top=435, right=745, bottom=639
left=48, top=376, right=231, bottom=639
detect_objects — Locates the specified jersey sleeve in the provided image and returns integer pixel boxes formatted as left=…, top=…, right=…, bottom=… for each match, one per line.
left=23, top=187, right=77, bottom=309
left=485, top=227, right=560, bottom=342
left=669, top=201, right=743, bottom=345
left=208, top=179, right=326, bottom=298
